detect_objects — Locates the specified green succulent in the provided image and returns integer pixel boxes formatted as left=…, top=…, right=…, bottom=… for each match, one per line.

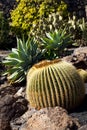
left=26, top=59, right=85, bottom=110
left=41, top=29, right=73, bottom=59
left=2, top=37, right=44, bottom=84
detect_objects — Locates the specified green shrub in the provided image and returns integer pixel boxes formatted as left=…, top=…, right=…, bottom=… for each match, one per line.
left=10, top=0, right=68, bottom=37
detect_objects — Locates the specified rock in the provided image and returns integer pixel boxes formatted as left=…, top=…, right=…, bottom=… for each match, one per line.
left=78, top=125, right=87, bottom=130
left=72, top=47, right=87, bottom=63
left=0, top=118, right=11, bottom=130
left=0, top=95, right=16, bottom=120
left=10, top=106, right=37, bottom=130
left=63, top=47, right=87, bottom=69
left=0, top=76, right=7, bottom=84
left=0, top=95, right=28, bottom=120
left=12, top=96, right=28, bottom=119
left=14, top=87, right=26, bottom=97
left=18, top=107, right=80, bottom=130
left=0, top=95, right=15, bottom=130
left=0, top=95, right=28, bottom=130
left=73, top=47, right=87, bottom=55
left=0, top=83, right=22, bottom=98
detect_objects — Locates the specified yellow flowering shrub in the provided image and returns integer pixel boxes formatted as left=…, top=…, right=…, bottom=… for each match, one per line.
left=10, top=0, right=68, bottom=36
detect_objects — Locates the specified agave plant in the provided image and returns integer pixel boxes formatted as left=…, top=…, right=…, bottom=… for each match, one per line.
left=2, top=37, right=44, bottom=84
left=41, top=28, right=73, bottom=59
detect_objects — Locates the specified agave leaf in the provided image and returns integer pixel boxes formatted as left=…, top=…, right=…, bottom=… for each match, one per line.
left=46, top=32, right=53, bottom=40
left=14, top=75, right=25, bottom=83
left=33, top=53, right=41, bottom=61
left=30, top=40, right=38, bottom=56
left=13, top=71, right=25, bottom=83
left=2, top=60, right=18, bottom=66
left=3, top=67, right=22, bottom=78
left=25, top=38, right=35, bottom=56
left=2, top=56, right=23, bottom=66
left=8, top=71, right=19, bottom=80
left=22, top=35, right=27, bottom=50
left=5, top=67, right=20, bottom=74
left=2, top=71, right=9, bottom=76
left=12, top=48, right=18, bottom=54
left=7, top=67, right=25, bottom=82
left=61, top=28, right=66, bottom=35
left=26, top=38, right=30, bottom=50
left=8, top=52, right=19, bottom=59
left=17, top=38, right=26, bottom=54
left=17, top=50, right=28, bottom=61
left=42, top=37, right=53, bottom=46
left=4, top=57, right=22, bottom=63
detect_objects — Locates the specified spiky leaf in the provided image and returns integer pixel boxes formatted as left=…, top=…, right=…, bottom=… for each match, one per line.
left=2, top=37, right=44, bottom=84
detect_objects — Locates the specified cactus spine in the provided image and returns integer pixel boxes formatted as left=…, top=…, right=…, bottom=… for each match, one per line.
left=26, top=59, right=85, bottom=110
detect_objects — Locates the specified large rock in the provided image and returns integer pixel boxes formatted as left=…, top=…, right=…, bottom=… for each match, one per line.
left=18, top=107, right=80, bottom=130
left=63, top=47, right=87, bottom=69
left=0, top=94, right=28, bottom=130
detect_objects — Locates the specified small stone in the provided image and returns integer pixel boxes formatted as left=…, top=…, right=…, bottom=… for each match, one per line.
left=14, top=87, right=25, bottom=97
left=0, top=76, right=7, bottom=84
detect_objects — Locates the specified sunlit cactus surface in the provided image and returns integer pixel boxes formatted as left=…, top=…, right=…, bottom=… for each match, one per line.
left=26, top=59, right=85, bottom=110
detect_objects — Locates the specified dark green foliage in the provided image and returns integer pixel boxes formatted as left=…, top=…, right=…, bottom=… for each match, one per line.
left=2, top=37, right=44, bottom=83
left=40, top=28, right=73, bottom=59
left=0, top=11, right=16, bottom=49
left=0, top=11, right=9, bottom=49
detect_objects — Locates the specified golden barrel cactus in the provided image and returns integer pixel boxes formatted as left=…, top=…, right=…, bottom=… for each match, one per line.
left=26, top=59, right=85, bottom=110
left=77, top=69, right=87, bottom=83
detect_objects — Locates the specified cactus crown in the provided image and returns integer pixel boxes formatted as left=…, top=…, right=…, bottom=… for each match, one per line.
left=28, top=59, right=61, bottom=76
left=26, top=60, right=85, bottom=110
left=32, top=59, right=61, bottom=68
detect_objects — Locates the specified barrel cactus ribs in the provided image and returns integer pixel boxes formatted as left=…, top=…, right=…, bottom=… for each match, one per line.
left=26, top=59, right=85, bottom=110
